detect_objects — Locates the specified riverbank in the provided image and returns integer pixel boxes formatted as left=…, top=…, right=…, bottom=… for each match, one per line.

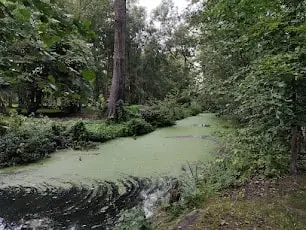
left=145, top=113, right=306, bottom=230
left=0, top=100, right=203, bottom=168
left=0, top=113, right=220, bottom=229
left=0, top=113, right=218, bottom=185
left=154, top=174, right=306, bottom=229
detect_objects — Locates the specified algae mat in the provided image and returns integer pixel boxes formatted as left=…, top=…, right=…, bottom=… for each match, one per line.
left=0, top=113, right=219, bottom=186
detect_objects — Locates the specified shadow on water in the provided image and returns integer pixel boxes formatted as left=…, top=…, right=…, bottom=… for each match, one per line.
left=0, top=177, right=174, bottom=229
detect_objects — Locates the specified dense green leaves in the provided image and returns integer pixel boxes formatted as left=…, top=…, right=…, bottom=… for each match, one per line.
left=0, top=0, right=95, bottom=112
left=194, top=0, right=306, bottom=176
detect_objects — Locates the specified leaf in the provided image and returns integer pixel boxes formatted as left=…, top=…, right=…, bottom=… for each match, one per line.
left=81, top=69, right=96, bottom=81
left=82, top=20, right=92, bottom=30
left=48, top=75, right=55, bottom=84
left=12, top=6, right=31, bottom=22
left=42, top=35, right=61, bottom=48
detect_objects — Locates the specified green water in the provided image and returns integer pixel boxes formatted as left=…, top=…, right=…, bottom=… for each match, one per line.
left=0, top=113, right=219, bottom=186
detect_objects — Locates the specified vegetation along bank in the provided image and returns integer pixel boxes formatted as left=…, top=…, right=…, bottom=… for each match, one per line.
left=0, top=0, right=306, bottom=229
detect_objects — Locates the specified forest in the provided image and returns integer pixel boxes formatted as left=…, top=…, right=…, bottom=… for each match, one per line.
left=0, top=0, right=305, bottom=229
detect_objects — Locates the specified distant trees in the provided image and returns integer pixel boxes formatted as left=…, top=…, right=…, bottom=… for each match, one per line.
left=60, top=0, right=195, bottom=107
left=0, top=0, right=197, bottom=116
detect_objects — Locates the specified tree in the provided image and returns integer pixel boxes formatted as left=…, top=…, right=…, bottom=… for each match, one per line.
left=0, top=0, right=95, bottom=114
left=193, top=0, right=306, bottom=176
left=58, top=0, right=114, bottom=101
left=108, top=0, right=127, bottom=119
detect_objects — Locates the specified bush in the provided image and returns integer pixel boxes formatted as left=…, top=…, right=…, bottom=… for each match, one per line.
left=70, top=121, right=89, bottom=142
left=86, top=122, right=129, bottom=142
left=124, top=105, right=142, bottom=120
left=50, top=123, right=72, bottom=149
left=0, top=119, right=98, bottom=168
left=126, top=118, right=154, bottom=136
left=0, top=129, right=57, bottom=167
left=141, top=107, right=175, bottom=128
left=69, top=121, right=97, bottom=150
left=189, top=101, right=203, bottom=116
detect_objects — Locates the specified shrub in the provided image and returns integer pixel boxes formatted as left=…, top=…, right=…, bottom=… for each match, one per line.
left=0, top=129, right=57, bottom=167
left=0, top=119, right=97, bottom=168
left=86, top=122, right=129, bottom=142
left=189, top=101, right=203, bottom=116
left=69, top=121, right=97, bottom=150
left=50, top=123, right=72, bottom=149
left=126, top=118, right=154, bottom=136
left=70, top=121, right=89, bottom=142
left=141, top=108, right=175, bottom=128
left=124, top=105, right=142, bottom=120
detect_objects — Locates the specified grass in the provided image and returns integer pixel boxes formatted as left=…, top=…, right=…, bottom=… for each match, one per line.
left=155, top=175, right=306, bottom=230
left=192, top=197, right=305, bottom=229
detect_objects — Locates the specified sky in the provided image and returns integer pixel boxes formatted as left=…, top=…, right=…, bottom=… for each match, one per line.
left=138, top=0, right=189, bottom=13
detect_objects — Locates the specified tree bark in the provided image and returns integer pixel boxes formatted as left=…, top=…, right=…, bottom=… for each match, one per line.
left=290, top=126, right=298, bottom=175
left=108, top=0, right=126, bottom=118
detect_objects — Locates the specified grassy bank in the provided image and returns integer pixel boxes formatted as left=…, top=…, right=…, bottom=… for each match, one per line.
left=145, top=115, right=306, bottom=230
left=155, top=174, right=306, bottom=230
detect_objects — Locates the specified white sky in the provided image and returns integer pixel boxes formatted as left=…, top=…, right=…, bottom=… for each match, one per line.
left=138, top=0, right=189, bottom=12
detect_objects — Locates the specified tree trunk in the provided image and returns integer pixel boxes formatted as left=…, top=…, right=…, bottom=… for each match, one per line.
left=290, top=126, right=298, bottom=175
left=0, top=97, right=6, bottom=114
left=108, top=0, right=126, bottom=118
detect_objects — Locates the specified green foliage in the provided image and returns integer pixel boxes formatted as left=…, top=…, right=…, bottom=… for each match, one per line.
left=188, top=101, right=203, bottom=116
left=141, top=94, right=203, bottom=128
left=96, top=95, right=107, bottom=118
left=0, top=0, right=95, bottom=112
left=141, top=108, right=175, bottom=128
left=124, top=105, right=142, bottom=120
left=163, top=203, right=185, bottom=220
left=0, top=117, right=96, bottom=167
left=86, top=121, right=129, bottom=142
left=0, top=120, right=7, bottom=136
left=70, top=121, right=95, bottom=150
left=193, top=0, right=306, bottom=177
left=0, top=127, right=56, bottom=167
left=70, top=121, right=89, bottom=142
left=126, top=118, right=154, bottom=136
left=0, top=112, right=26, bottom=136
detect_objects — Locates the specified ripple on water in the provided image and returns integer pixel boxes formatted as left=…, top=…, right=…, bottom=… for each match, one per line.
left=0, top=114, right=220, bottom=229
left=0, top=177, right=175, bottom=229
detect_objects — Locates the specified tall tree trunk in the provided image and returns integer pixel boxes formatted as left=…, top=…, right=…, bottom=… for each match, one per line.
left=290, top=126, right=298, bottom=175
left=108, top=0, right=126, bottom=118
left=290, top=76, right=298, bottom=175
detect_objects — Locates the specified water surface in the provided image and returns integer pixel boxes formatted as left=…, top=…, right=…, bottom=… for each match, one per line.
left=0, top=113, right=218, bottom=186
left=0, top=113, right=220, bottom=229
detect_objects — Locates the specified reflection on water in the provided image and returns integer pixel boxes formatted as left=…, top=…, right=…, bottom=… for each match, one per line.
left=0, top=114, right=220, bottom=229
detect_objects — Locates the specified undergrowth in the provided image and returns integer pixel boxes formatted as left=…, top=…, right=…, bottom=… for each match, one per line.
left=160, top=114, right=300, bottom=222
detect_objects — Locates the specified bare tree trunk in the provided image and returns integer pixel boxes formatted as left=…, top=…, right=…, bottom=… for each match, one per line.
left=290, top=126, right=298, bottom=175
left=108, top=0, right=126, bottom=118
